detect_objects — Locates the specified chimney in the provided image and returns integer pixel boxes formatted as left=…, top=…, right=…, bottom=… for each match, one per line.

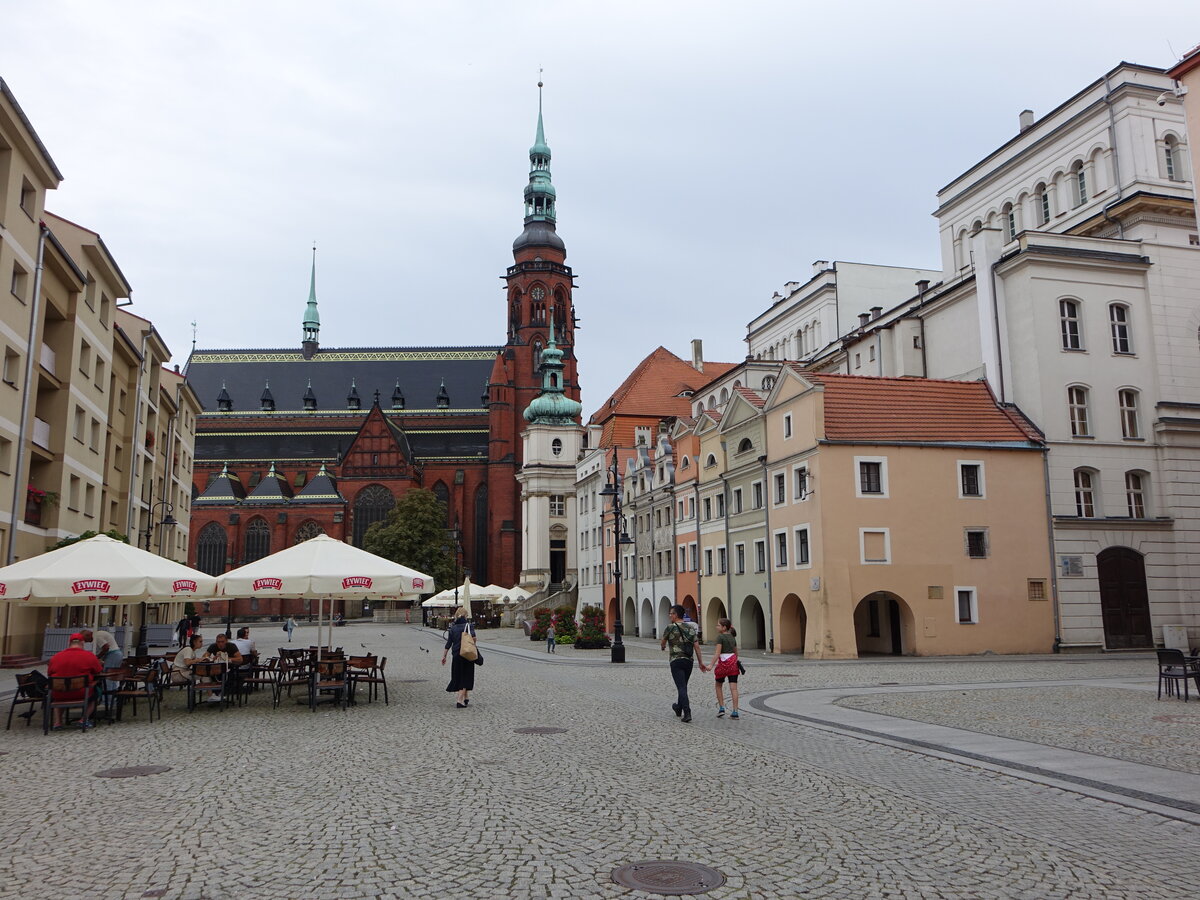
left=690, top=338, right=704, bottom=373
left=813, top=260, right=830, bottom=276
left=916, top=279, right=930, bottom=295
left=1019, top=109, right=1035, bottom=132
left=858, top=313, right=870, bottom=328
left=870, top=306, right=882, bottom=320
left=784, top=281, right=800, bottom=293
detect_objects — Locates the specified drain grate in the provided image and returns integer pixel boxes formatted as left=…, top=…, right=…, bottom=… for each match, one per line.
left=513, top=726, right=568, bottom=735
left=94, top=765, right=172, bottom=779
left=611, top=860, right=726, bottom=895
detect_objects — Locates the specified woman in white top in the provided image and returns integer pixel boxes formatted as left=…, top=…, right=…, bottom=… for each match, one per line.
left=170, top=634, right=207, bottom=685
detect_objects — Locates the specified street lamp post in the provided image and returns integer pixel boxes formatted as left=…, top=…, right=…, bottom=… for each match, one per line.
left=140, top=500, right=178, bottom=655
left=599, top=454, right=635, bottom=664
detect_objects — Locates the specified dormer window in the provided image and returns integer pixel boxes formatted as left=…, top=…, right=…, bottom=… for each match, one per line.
left=737, top=438, right=753, bottom=454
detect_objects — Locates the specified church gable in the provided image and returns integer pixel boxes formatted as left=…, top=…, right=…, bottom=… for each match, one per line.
left=340, top=403, right=415, bottom=479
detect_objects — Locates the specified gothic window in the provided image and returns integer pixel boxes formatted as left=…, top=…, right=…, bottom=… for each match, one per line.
left=474, top=483, right=488, bottom=583
left=293, top=520, right=325, bottom=544
left=195, top=522, right=227, bottom=576
left=433, top=481, right=451, bottom=524
left=353, top=484, right=395, bottom=547
left=244, top=517, right=270, bottom=564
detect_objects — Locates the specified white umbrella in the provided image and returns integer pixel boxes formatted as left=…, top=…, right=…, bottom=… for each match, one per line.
left=0, top=534, right=216, bottom=604
left=216, top=535, right=434, bottom=656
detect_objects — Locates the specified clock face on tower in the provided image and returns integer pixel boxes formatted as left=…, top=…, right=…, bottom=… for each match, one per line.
left=530, top=287, right=545, bottom=301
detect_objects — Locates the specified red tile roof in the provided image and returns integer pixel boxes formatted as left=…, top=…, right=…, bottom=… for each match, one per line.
left=589, top=346, right=735, bottom=425
left=806, top=374, right=1042, bottom=443
left=733, top=385, right=765, bottom=408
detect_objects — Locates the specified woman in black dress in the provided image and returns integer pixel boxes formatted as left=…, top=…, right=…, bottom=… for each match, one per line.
left=442, top=608, right=476, bottom=708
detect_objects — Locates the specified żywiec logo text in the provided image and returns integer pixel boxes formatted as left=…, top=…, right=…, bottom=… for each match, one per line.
left=172, top=579, right=198, bottom=593
left=342, top=576, right=372, bottom=589
left=412, top=578, right=425, bottom=590
left=252, top=578, right=283, bottom=591
left=71, top=579, right=111, bottom=594
left=0, top=583, right=6, bottom=596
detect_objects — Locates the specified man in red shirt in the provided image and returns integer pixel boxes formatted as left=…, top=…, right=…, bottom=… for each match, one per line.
left=46, top=633, right=103, bottom=728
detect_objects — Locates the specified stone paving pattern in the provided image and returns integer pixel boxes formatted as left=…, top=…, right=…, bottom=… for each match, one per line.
left=837, top=685, right=1200, bottom=774
left=1, top=623, right=1196, bottom=899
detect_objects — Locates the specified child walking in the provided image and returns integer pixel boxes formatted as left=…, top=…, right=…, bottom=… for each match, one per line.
left=712, top=618, right=740, bottom=719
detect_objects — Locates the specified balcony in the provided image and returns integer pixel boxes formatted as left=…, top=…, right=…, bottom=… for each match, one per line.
left=38, top=343, right=55, bottom=376
left=32, top=417, right=51, bottom=449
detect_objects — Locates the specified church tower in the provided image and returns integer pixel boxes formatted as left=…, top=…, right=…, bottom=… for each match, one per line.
left=486, top=82, right=582, bottom=590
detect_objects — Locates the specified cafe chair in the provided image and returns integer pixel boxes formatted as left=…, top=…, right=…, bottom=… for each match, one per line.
left=188, top=662, right=228, bottom=711
left=274, top=656, right=311, bottom=709
left=115, top=668, right=160, bottom=722
left=309, top=658, right=349, bottom=712
left=349, top=655, right=388, bottom=706
left=1156, top=649, right=1198, bottom=701
left=7, top=672, right=45, bottom=730
left=237, top=657, right=279, bottom=705
left=42, top=675, right=94, bottom=734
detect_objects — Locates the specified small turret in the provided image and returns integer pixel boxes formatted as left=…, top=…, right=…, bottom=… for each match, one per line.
left=302, top=245, right=320, bottom=359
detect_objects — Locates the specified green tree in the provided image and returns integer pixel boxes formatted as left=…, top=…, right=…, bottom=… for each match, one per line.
left=362, top=488, right=455, bottom=594
left=51, top=529, right=129, bottom=550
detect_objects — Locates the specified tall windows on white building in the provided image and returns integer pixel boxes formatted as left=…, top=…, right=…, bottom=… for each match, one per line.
left=1060, top=299, right=1083, bottom=350
left=1118, top=389, right=1141, bottom=439
left=1067, top=386, right=1091, bottom=437
left=1074, top=469, right=1097, bottom=517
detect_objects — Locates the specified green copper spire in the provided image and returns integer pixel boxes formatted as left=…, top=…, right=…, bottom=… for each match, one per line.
left=302, top=244, right=320, bottom=358
left=523, top=310, right=581, bottom=426
left=523, top=78, right=556, bottom=224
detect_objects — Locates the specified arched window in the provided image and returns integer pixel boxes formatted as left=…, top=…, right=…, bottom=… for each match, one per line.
left=533, top=340, right=543, bottom=375
left=1002, top=202, right=1016, bottom=242
left=195, top=522, right=227, bottom=576
left=1164, top=135, right=1183, bottom=182
left=1073, top=469, right=1097, bottom=517
left=1034, top=183, right=1050, bottom=225
left=719, top=388, right=729, bottom=404
left=1118, top=388, right=1140, bottom=439
left=244, top=517, right=270, bottom=564
left=293, top=520, right=325, bottom=544
left=1071, top=161, right=1088, bottom=206
left=705, top=453, right=717, bottom=468
left=1109, top=303, right=1132, bottom=354
left=551, top=438, right=562, bottom=457
left=707, top=395, right=717, bottom=409
left=353, top=484, right=395, bottom=547
left=1067, top=385, right=1091, bottom=437
left=474, top=483, right=488, bottom=582
left=1125, top=471, right=1147, bottom=518
left=737, top=438, right=753, bottom=454
left=679, top=456, right=690, bottom=470
left=1059, top=299, right=1083, bottom=351
left=432, top=481, right=451, bottom=524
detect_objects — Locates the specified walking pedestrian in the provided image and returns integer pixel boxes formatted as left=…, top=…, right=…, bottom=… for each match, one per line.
left=660, top=604, right=707, bottom=723
left=442, top=607, right=477, bottom=708
left=175, top=616, right=190, bottom=648
left=285, top=616, right=297, bottom=643
left=711, top=618, right=740, bottom=719
left=546, top=622, right=556, bottom=653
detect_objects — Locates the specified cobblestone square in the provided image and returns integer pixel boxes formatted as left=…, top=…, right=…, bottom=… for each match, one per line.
left=1, top=623, right=1197, bottom=900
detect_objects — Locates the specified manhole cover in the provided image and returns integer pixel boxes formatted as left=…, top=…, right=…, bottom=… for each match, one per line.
left=513, top=726, right=568, bottom=735
left=94, top=765, right=172, bottom=779
left=611, top=860, right=726, bottom=895
left=396, top=679, right=428, bottom=683
left=769, top=673, right=798, bottom=678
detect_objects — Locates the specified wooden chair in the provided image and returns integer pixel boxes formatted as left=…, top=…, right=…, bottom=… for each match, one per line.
left=188, top=662, right=228, bottom=711
left=42, top=675, right=94, bottom=734
left=7, top=672, right=44, bottom=730
left=237, top=657, right=278, bottom=705
left=115, top=668, right=160, bottom=722
left=274, top=656, right=310, bottom=709
left=309, top=659, right=348, bottom=711
left=350, top=656, right=388, bottom=705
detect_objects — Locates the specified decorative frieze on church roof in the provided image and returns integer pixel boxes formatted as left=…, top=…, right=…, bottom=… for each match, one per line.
left=190, top=348, right=499, bottom=364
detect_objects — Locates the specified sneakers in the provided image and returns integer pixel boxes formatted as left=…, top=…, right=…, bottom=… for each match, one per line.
left=207, top=694, right=223, bottom=703
left=717, top=706, right=726, bottom=718
left=672, top=703, right=682, bottom=718
left=681, top=711, right=692, bottom=723
left=730, top=711, right=740, bottom=719
left=81, top=719, right=95, bottom=729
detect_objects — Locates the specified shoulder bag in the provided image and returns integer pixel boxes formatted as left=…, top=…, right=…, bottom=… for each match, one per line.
left=459, top=624, right=479, bottom=661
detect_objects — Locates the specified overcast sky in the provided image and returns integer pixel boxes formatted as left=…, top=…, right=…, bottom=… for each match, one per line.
left=5, top=3, right=1198, bottom=415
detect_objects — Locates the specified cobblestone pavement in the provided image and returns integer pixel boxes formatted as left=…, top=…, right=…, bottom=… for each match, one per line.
left=1, top=623, right=1196, bottom=900
left=837, top=684, right=1200, bottom=774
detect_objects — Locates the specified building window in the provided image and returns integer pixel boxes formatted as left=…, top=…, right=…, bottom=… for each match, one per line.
left=717, top=546, right=727, bottom=574
left=353, top=484, right=396, bottom=548
left=753, top=540, right=766, bottom=573
left=1072, top=162, right=1088, bottom=206
left=856, top=457, right=887, bottom=496
left=1059, top=299, right=1082, bottom=350
left=10, top=264, right=28, bottom=302
left=735, top=543, right=745, bottom=575
left=751, top=482, right=763, bottom=509
left=774, top=531, right=788, bottom=567
left=704, top=548, right=713, bottom=576
left=716, top=494, right=725, bottom=517
left=955, top=587, right=978, bottom=624
left=677, top=545, right=686, bottom=571
left=783, top=413, right=793, bottom=438
left=860, top=528, right=890, bottom=564
left=1109, top=304, right=1132, bottom=354
left=732, top=488, right=743, bottom=514
left=795, top=527, right=810, bottom=566
left=689, top=543, right=698, bottom=571
left=551, top=438, right=562, bottom=457
left=1003, top=202, right=1016, bottom=241
left=959, top=462, right=983, bottom=498
left=1125, top=471, right=1146, bottom=519
left=773, top=473, right=786, bottom=505
left=73, top=406, right=85, bottom=442
left=1028, top=579, right=1047, bottom=601
left=1164, top=135, right=1182, bottom=181
left=702, top=497, right=712, bottom=521
left=195, top=523, right=227, bottom=576
left=1118, top=389, right=1140, bottom=439
left=705, top=453, right=717, bottom=468
left=965, top=529, right=988, bottom=559
left=549, top=494, right=565, bottom=516
left=1068, top=386, right=1091, bottom=437
left=794, top=466, right=808, bottom=500
left=244, top=518, right=271, bottom=564
left=3, top=346, right=19, bottom=386
left=1074, top=469, right=1096, bottom=517
left=19, top=178, right=35, bottom=215
left=1036, top=184, right=1050, bottom=224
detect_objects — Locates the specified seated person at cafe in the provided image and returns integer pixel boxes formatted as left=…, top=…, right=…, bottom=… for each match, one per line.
left=206, top=633, right=244, bottom=666
left=82, top=627, right=123, bottom=691
left=170, top=634, right=208, bottom=685
left=46, top=633, right=103, bottom=728
left=232, top=627, right=256, bottom=658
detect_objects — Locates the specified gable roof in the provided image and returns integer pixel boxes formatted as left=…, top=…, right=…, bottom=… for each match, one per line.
left=589, top=346, right=735, bottom=425
left=807, top=373, right=1043, bottom=443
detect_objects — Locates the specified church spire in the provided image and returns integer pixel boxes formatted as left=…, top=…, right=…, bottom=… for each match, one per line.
left=302, top=243, right=320, bottom=359
left=514, top=78, right=564, bottom=254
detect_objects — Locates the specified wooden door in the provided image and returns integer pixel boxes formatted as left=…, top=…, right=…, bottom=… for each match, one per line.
left=1098, top=547, right=1152, bottom=649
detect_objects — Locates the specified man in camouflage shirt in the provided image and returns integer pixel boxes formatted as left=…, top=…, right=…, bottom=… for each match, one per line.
left=660, top=604, right=708, bottom=723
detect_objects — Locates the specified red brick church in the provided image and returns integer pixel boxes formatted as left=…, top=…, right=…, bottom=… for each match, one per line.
left=184, top=92, right=579, bottom=616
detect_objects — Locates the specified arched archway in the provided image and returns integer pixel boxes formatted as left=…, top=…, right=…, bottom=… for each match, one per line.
left=704, top=598, right=727, bottom=642
left=1098, top=546, right=1152, bottom=648
left=739, top=595, right=766, bottom=650
left=639, top=597, right=655, bottom=639
left=854, top=591, right=913, bottom=656
left=778, top=594, right=807, bottom=654
left=656, top=596, right=671, bottom=637
left=680, top=595, right=698, bottom=622
left=624, top=596, right=636, bottom=635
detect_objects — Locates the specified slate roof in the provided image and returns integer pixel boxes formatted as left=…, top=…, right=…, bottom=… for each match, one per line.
left=194, top=465, right=247, bottom=504
left=244, top=464, right=294, bottom=503
left=186, top=346, right=499, bottom=414
left=295, top=465, right=344, bottom=504
left=805, top=373, right=1043, bottom=443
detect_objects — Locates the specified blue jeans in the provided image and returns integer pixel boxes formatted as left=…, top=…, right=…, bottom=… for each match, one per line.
left=670, top=658, right=693, bottom=713
left=547, top=638, right=555, bottom=653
